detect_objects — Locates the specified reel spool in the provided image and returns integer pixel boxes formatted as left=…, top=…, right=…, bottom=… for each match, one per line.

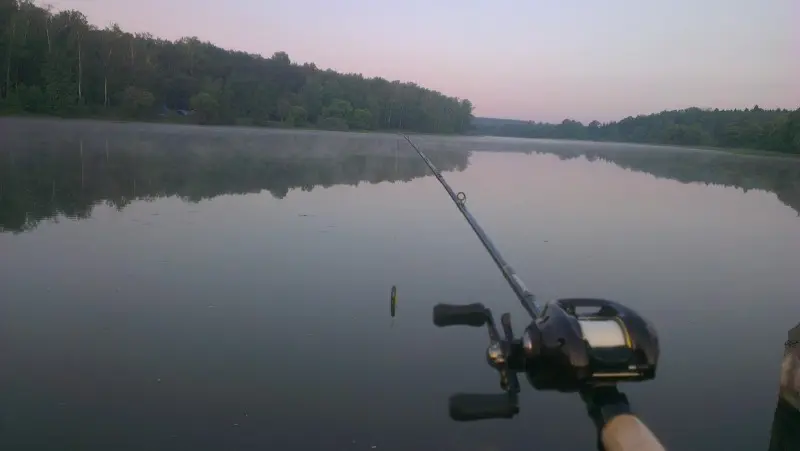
left=433, top=298, right=659, bottom=421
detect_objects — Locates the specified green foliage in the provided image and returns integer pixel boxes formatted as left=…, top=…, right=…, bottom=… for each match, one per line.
left=189, top=91, right=218, bottom=124
left=322, top=98, right=352, bottom=120
left=318, top=116, right=349, bottom=131
left=287, top=105, right=307, bottom=126
left=0, top=1, right=474, bottom=133
left=121, top=86, right=154, bottom=117
left=474, top=107, right=800, bottom=155
left=350, top=108, right=373, bottom=130
left=19, top=84, right=46, bottom=112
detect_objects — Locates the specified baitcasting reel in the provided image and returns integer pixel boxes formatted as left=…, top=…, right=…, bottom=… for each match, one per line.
left=433, top=298, right=660, bottom=421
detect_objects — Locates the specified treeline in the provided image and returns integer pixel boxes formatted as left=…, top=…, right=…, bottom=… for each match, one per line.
left=474, top=106, right=800, bottom=154
left=0, top=0, right=474, bottom=133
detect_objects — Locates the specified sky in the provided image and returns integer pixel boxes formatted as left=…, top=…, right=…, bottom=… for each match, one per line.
left=46, top=0, right=798, bottom=123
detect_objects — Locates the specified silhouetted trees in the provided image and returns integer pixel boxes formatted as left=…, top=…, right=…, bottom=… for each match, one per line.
left=473, top=107, right=800, bottom=154
left=0, top=1, right=474, bottom=133
left=1, top=1, right=797, bottom=153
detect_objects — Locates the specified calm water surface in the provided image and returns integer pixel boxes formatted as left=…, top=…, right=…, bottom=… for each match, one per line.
left=1, top=118, right=800, bottom=451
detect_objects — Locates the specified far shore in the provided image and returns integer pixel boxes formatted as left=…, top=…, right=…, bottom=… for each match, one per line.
left=2, top=114, right=798, bottom=159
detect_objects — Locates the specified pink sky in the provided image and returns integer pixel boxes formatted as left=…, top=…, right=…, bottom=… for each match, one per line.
left=48, top=0, right=799, bottom=122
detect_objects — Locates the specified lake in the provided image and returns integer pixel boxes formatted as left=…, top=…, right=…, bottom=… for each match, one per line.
left=1, top=118, right=799, bottom=451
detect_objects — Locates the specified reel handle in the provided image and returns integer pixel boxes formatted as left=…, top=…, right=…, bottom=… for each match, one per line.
left=433, top=303, right=488, bottom=327
left=449, top=393, right=519, bottom=421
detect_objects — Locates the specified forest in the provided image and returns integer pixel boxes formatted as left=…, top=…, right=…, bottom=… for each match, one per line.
left=1, top=0, right=798, bottom=154
left=0, top=0, right=474, bottom=133
left=473, top=106, right=800, bottom=155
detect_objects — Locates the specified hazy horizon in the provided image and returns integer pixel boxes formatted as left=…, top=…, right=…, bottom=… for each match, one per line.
left=47, top=0, right=798, bottom=123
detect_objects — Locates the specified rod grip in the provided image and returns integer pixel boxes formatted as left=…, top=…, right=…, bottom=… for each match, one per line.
left=433, top=303, right=488, bottom=327
left=601, top=414, right=667, bottom=451
left=449, top=394, right=519, bottom=421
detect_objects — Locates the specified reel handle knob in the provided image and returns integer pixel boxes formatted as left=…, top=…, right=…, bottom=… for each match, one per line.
left=433, top=303, right=488, bottom=327
left=448, top=393, right=519, bottom=421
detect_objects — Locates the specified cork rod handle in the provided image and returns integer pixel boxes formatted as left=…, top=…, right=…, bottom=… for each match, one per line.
left=601, top=414, right=666, bottom=451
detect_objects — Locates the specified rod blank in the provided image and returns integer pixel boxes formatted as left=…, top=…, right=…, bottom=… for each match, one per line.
left=401, top=134, right=541, bottom=319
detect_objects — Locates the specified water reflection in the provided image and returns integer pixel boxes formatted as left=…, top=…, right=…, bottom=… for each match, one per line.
left=533, top=143, right=800, bottom=217
left=471, top=139, right=800, bottom=217
left=3, top=119, right=798, bottom=237
left=0, top=121, right=469, bottom=233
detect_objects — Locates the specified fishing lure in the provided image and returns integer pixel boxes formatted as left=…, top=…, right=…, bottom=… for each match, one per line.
left=390, top=285, right=397, bottom=317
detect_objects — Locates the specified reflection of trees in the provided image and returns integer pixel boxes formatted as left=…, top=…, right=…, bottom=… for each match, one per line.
left=4, top=121, right=796, bottom=234
left=0, top=120, right=470, bottom=234
left=539, top=145, right=800, bottom=216
left=467, top=139, right=800, bottom=217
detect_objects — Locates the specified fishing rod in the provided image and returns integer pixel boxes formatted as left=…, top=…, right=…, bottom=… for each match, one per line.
left=401, top=134, right=540, bottom=319
left=402, top=134, right=665, bottom=451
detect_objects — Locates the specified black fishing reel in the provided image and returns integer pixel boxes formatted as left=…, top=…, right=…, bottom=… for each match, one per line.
left=433, top=298, right=660, bottom=421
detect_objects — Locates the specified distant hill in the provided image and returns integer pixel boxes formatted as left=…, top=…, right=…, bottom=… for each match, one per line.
left=473, top=108, right=800, bottom=155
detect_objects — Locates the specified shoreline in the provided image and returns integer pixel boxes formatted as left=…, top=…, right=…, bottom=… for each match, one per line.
left=3, top=114, right=799, bottom=159
left=0, top=112, right=460, bottom=138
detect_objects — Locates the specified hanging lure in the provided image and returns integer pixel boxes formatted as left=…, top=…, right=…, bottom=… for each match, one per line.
left=390, top=285, right=397, bottom=317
